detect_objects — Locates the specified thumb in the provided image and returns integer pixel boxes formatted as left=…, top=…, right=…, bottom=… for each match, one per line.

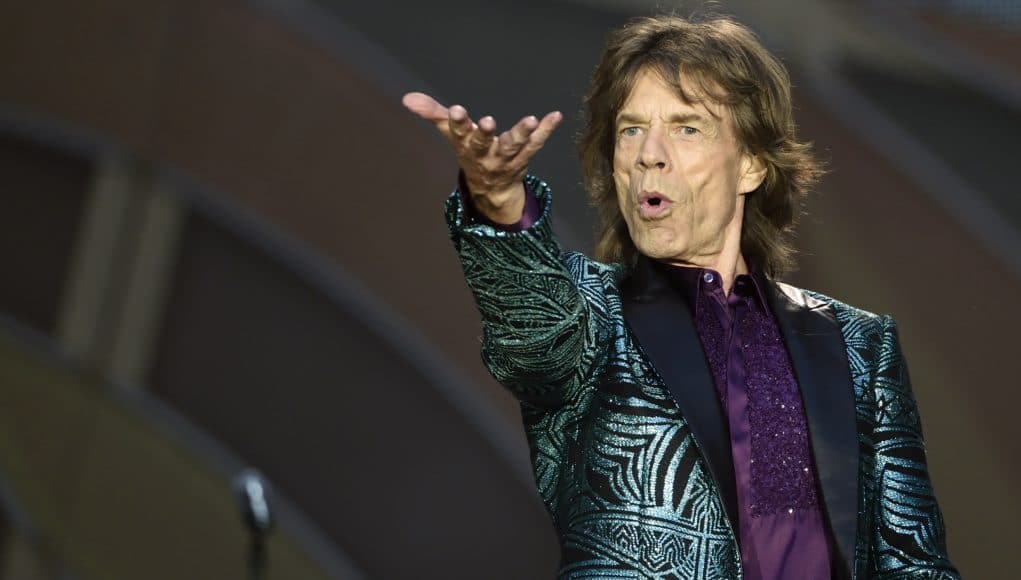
left=402, top=92, right=449, bottom=124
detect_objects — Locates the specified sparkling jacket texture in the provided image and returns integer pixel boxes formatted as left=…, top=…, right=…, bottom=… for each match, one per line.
left=445, top=176, right=959, bottom=579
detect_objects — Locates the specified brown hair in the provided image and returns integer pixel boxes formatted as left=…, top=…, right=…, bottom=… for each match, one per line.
left=578, top=14, right=824, bottom=278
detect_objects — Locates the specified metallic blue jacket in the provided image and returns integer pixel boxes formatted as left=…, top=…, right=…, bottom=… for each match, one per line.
left=447, top=177, right=959, bottom=579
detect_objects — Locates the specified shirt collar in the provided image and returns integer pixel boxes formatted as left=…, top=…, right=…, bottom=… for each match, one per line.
left=660, top=262, right=770, bottom=314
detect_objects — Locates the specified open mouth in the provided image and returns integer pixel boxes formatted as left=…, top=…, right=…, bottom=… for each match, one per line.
left=638, top=191, right=673, bottom=218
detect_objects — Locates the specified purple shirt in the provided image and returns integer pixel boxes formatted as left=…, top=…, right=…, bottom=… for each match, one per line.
left=462, top=181, right=837, bottom=578
left=664, top=265, right=835, bottom=580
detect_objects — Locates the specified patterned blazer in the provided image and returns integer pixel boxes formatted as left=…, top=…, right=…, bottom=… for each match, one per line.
left=446, top=177, right=959, bottom=579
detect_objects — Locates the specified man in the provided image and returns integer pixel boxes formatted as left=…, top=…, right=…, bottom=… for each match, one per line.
left=404, top=14, right=958, bottom=580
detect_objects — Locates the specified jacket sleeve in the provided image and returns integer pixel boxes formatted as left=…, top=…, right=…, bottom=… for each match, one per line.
left=869, top=315, right=960, bottom=578
left=445, top=175, right=609, bottom=408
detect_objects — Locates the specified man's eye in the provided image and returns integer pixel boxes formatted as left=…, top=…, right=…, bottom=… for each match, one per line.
left=680, top=126, right=699, bottom=136
left=621, top=126, right=641, bottom=137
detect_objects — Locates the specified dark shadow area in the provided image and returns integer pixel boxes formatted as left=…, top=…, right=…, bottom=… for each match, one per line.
left=150, top=211, right=557, bottom=579
left=841, top=58, right=1021, bottom=226
left=0, top=136, right=90, bottom=335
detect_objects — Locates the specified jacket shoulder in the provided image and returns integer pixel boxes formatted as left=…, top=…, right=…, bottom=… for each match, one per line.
left=778, top=282, right=889, bottom=351
left=781, top=282, right=885, bottom=324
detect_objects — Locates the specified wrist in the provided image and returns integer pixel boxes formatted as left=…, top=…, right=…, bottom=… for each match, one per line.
left=472, top=183, right=526, bottom=225
left=457, top=170, right=529, bottom=226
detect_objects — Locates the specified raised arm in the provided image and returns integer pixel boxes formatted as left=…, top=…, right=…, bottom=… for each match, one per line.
left=403, top=92, right=612, bottom=408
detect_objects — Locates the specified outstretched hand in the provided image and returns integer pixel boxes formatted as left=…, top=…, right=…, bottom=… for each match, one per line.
left=402, top=92, right=562, bottom=225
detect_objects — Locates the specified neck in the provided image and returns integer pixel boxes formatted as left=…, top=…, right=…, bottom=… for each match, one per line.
left=717, top=252, right=749, bottom=295
left=660, top=251, right=748, bottom=295
left=664, top=203, right=748, bottom=295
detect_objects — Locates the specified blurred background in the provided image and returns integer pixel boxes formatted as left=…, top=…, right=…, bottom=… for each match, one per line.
left=0, top=0, right=1018, bottom=578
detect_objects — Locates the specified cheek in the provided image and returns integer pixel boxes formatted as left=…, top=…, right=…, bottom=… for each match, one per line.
left=613, top=170, right=630, bottom=207
left=613, top=144, right=635, bottom=181
left=681, top=158, right=713, bottom=191
left=612, top=160, right=627, bottom=186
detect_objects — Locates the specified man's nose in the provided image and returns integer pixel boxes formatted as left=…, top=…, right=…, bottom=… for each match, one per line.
left=637, top=130, right=668, bottom=170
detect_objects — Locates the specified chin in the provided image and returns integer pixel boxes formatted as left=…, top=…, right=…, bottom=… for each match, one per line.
left=632, top=241, right=675, bottom=262
left=632, top=231, right=684, bottom=262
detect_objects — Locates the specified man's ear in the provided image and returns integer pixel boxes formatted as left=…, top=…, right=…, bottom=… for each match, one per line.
left=738, top=153, right=767, bottom=195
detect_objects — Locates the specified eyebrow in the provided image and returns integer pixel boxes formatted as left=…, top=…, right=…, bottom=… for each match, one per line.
left=615, top=111, right=712, bottom=126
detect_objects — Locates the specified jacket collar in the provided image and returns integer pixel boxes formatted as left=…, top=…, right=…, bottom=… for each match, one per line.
left=763, top=281, right=858, bottom=577
left=621, top=256, right=740, bottom=537
left=621, top=256, right=858, bottom=575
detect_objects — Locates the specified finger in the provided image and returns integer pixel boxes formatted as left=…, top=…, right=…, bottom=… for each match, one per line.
left=448, top=105, right=475, bottom=140
left=497, top=115, right=539, bottom=158
left=401, top=92, right=449, bottom=124
left=468, top=115, right=497, bottom=154
left=518, top=110, right=563, bottom=156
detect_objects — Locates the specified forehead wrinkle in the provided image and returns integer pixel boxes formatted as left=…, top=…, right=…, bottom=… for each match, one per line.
left=619, top=69, right=728, bottom=122
left=668, top=81, right=733, bottom=140
left=615, top=110, right=712, bottom=125
left=674, top=66, right=730, bottom=110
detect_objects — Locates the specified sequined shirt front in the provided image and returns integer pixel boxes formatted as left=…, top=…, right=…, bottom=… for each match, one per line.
left=665, top=265, right=834, bottom=580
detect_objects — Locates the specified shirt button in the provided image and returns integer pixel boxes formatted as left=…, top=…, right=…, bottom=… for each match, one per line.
left=702, top=272, right=714, bottom=283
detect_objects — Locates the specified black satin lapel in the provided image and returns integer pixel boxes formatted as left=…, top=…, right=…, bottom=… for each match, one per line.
left=621, top=259, right=739, bottom=536
left=766, top=282, right=858, bottom=575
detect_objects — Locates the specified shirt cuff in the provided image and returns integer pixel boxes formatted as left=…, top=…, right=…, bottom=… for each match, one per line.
left=456, top=171, right=540, bottom=232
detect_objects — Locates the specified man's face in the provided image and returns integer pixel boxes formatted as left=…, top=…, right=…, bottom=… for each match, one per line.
left=613, top=69, right=764, bottom=266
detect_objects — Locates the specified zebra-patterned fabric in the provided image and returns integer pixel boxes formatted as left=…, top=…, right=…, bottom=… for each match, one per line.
left=446, top=176, right=957, bottom=579
left=814, top=293, right=959, bottom=580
